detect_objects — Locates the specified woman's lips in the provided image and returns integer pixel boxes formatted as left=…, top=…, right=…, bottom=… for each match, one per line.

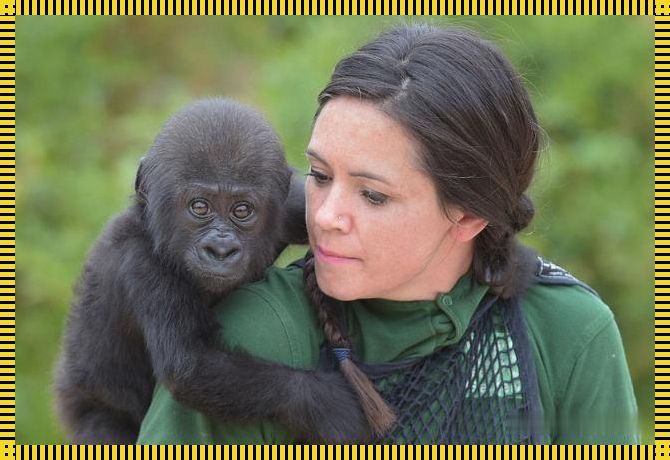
left=315, top=245, right=358, bottom=265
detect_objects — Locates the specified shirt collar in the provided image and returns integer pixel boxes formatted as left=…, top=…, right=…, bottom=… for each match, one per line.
left=433, top=275, right=491, bottom=345
left=358, top=274, right=491, bottom=347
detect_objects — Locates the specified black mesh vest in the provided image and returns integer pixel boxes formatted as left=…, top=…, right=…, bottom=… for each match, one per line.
left=302, top=256, right=596, bottom=444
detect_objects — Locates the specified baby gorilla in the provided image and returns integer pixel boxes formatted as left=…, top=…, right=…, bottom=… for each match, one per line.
left=54, top=98, right=369, bottom=444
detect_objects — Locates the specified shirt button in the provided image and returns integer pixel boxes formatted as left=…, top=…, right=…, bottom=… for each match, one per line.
left=438, top=294, right=453, bottom=308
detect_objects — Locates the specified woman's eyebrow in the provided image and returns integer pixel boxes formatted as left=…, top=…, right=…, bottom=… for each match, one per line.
left=307, top=149, right=393, bottom=186
left=349, top=170, right=392, bottom=186
left=306, top=149, right=329, bottom=166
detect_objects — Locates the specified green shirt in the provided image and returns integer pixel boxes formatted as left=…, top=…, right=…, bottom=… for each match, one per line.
left=137, top=264, right=639, bottom=444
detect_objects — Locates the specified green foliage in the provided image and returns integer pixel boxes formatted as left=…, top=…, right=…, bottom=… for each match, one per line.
left=17, top=17, right=653, bottom=443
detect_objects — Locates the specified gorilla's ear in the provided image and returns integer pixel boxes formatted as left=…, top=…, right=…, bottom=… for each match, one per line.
left=135, top=156, right=148, bottom=204
left=280, top=169, right=308, bottom=245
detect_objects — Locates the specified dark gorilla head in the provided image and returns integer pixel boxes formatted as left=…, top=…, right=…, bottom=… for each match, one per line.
left=135, top=98, right=291, bottom=294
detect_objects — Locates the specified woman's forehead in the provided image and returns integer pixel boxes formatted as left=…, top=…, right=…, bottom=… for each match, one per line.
left=308, top=97, right=421, bottom=176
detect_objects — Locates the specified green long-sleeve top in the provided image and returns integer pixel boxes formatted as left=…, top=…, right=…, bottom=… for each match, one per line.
left=137, top=264, right=639, bottom=444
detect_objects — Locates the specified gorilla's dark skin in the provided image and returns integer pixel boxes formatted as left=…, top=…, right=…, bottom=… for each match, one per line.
left=54, top=99, right=368, bottom=444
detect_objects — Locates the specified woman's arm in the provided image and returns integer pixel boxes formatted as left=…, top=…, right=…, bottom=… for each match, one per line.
left=553, top=315, right=640, bottom=444
left=524, top=282, right=640, bottom=444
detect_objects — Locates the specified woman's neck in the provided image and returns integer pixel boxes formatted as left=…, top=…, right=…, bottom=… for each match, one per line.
left=375, top=240, right=475, bottom=302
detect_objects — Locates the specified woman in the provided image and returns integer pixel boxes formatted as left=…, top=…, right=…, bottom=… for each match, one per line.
left=137, top=24, right=639, bottom=444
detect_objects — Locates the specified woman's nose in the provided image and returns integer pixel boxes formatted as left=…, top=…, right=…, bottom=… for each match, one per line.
left=313, top=187, right=350, bottom=232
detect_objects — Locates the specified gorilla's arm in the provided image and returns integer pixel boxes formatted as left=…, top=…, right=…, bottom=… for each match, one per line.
left=130, top=261, right=371, bottom=444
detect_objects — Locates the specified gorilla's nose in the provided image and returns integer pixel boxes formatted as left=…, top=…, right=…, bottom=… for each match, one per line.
left=206, top=244, right=239, bottom=260
left=203, top=236, right=241, bottom=261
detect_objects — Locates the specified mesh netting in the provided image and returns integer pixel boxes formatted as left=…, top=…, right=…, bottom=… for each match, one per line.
left=302, top=254, right=590, bottom=444
left=317, top=295, right=542, bottom=444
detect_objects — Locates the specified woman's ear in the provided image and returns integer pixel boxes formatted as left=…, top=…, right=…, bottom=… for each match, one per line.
left=453, top=212, right=488, bottom=242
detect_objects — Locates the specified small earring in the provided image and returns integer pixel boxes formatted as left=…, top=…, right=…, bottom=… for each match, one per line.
left=337, top=215, right=343, bottom=223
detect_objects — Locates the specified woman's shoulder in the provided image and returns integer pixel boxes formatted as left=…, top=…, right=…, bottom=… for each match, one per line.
left=519, top=261, right=638, bottom=443
left=213, top=264, right=324, bottom=370
left=522, top=265, right=613, bottom=346
left=520, top=261, right=620, bottom=396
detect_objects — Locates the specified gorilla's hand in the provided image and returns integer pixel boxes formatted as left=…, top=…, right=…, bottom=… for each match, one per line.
left=282, top=370, right=374, bottom=444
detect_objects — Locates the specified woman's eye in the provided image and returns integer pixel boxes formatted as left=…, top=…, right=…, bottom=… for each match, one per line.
left=362, top=190, right=388, bottom=206
left=306, top=168, right=330, bottom=185
left=231, top=202, right=254, bottom=220
left=190, top=199, right=211, bottom=217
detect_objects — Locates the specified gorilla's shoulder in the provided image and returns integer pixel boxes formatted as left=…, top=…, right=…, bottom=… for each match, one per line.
left=214, top=266, right=323, bottom=370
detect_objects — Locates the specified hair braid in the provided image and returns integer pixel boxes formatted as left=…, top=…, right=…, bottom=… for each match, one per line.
left=303, top=254, right=349, bottom=348
left=303, top=251, right=396, bottom=438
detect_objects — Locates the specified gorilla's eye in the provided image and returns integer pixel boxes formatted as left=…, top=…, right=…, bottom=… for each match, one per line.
left=190, top=199, right=212, bottom=217
left=231, top=202, right=254, bottom=221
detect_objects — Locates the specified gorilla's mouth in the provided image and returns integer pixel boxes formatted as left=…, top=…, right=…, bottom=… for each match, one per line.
left=189, top=247, right=245, bottom=281
left=210, top=248, right=239, bottom=261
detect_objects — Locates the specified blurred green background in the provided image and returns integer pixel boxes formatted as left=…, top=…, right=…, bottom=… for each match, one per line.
left=16, top=16, right=653, bottom=443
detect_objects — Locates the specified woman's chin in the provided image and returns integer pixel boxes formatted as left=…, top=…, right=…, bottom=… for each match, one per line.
left=323, top=287, right=359, bottom=302
left=315, top=271, right=360, bottom=301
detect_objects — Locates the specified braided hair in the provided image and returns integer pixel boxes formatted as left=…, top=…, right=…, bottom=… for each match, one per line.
left=303, top=251, right=396, bottom=437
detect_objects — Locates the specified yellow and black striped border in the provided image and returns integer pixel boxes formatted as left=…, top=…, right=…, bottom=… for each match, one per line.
left=13, top=1, right=656, bottom=15
left=657, top=5, right=670, bottom=459
left=0, top=5, right=11, bottom=460
left=6, top=0, right=662, bottom=458
left=9, top=445, right=663, bottom=459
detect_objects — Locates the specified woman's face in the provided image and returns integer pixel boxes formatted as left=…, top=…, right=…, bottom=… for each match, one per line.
left=306, top=97, right=479, bottom=301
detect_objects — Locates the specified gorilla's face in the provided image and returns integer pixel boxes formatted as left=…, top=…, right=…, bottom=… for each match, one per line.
left=173, top=180, right=280, bottom=294
left=137, top=99, right=293, bottom=296
left=142, top=160, right=290, bottom=296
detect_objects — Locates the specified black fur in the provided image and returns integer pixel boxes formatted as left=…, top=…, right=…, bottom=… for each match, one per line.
left=54, top=98, right=369, bottom=444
